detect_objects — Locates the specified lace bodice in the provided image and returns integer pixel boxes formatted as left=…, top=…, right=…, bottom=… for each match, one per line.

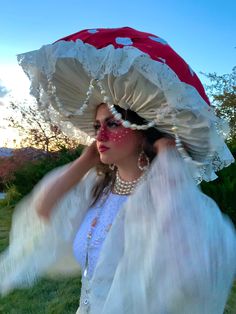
left=73, top=192, right=127, bottom=279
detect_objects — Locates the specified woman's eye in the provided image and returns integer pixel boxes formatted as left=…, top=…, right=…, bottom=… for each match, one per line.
left=93, top=120, right=121, bottom=134
left=107, top=120, right=121, bottom=128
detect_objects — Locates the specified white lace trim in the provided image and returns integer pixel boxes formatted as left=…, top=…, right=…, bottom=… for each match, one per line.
left=73, top=193, right=127, bottom=279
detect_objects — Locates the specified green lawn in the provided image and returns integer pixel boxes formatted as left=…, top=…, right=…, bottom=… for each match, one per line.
left=0, top=203, right=235, bottom=314
left=0, top=202, right=81, bottom=313
left=0, top=277, right=81, bottom=314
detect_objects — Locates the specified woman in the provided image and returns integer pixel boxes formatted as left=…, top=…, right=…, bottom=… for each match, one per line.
left=37, top=103, right=165, bottom=221
left=1, top=27, right=236, bottom=313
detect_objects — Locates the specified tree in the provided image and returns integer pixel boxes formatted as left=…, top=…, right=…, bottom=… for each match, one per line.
left=6, top=101, right=83, bottom=152
left=200, top=67, right=236, bottom=226
left=204, top=66, right=236, bottom=144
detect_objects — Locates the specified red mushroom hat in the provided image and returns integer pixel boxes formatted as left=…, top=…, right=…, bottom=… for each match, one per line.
left=18, top=27, right=234, bottom=182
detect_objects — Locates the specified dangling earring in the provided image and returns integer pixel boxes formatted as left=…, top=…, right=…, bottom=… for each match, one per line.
left=109, top=164, right=115, bottom=170
left=137, top=151, right=150, bottom=171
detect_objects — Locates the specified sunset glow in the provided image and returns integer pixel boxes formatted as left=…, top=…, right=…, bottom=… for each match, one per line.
left=0, top=63, right=31, bottom=148
left=0, top=127, right=21, bottom=148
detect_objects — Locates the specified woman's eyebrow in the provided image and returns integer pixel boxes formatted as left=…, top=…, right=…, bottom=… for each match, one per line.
left=94, top=116, right=116, bottom=123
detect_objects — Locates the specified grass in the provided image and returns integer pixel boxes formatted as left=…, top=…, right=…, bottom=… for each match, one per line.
left=0, top=202, right=81, bottom=313
left=0, top=278, right=81, bottom=314
left=0, top=201, right=235, bottom=313
left=225, top=282, right=236, bottom=314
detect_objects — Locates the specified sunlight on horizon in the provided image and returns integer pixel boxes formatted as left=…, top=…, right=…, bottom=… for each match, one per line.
left=0, top=127, right=22, bottom=148
left=0, top=63, right=31, bottom=148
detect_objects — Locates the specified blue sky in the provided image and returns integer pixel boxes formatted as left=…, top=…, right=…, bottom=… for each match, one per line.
left=0, top=0, right=235, bottom=146
left=1, top=0, right=235, bottom=75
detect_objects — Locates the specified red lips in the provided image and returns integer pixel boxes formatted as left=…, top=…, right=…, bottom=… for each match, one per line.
left=98, top=145, right=110, bottom=152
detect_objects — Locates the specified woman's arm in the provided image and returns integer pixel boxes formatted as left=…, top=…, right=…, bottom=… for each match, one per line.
left=37, top=141, right=100, bottom=220
left=0, top=148, right=99, bottom=296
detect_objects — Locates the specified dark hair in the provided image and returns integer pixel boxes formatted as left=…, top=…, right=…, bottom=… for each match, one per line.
left=91, top=105, right=164, bottom=205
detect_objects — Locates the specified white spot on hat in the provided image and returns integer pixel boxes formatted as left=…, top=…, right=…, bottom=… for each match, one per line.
left=188, top=65, right=195, bottom=76
left=149, top=36, right=168, bottom=45
left=158, top=57, right=166, bottom=63
left=88, top=29, right=98, bottom=34
left=115, top=37, right=133, bottom=46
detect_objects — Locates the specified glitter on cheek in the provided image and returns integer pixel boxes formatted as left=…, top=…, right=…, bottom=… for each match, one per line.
left=96, top=123, right=135, bottom=144
left=96, top=125, right=109, bottom=141
left=109, top=128, right=133, bottom=143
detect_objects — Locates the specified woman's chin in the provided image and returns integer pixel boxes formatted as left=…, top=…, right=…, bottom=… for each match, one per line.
left=99, top=155, right=114, bottom=165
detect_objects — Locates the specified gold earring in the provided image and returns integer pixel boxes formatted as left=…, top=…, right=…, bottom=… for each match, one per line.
left=137, top=151, right=150, bottom=171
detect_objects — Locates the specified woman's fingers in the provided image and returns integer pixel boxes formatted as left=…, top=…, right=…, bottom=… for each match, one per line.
left=153, top=138, right=175, bottom=154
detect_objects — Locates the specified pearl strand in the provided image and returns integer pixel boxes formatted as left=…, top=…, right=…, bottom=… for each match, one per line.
left=96, top=80, right=156, bottom=130
left=75, top=79, right=96, bottom=115
left=171, top=124, right=192, bottom=162
left=113, top=171, right=145, bottom=195
left=48, top=77, right=157, bottom=130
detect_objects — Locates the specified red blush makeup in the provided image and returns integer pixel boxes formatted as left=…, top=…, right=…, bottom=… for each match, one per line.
left=109, top=128, right=133, bottom=143
left=96, top=124, right=133, bottom=144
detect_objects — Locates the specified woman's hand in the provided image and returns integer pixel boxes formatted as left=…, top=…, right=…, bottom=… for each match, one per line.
left=37, top=141, right=100, bottom=221
left=80, top=141, right=100, bottom=168
left=153, top=137, right=175, bottom=154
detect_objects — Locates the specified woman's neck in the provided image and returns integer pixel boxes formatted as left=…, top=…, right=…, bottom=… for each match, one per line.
left=116, top=159, right=144, bottom=181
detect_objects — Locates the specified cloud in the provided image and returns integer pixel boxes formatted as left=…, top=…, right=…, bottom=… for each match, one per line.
left=0, top=81, right=9, bottom=97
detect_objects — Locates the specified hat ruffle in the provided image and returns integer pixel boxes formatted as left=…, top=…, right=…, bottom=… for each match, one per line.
left=18, top=37, right=234, bottom=183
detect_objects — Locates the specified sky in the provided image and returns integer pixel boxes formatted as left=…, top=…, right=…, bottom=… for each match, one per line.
left=0, top=0, right=235, bottom=147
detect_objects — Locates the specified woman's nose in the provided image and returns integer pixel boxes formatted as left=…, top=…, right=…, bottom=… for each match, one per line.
left=96, top=126, right=109, bottom=142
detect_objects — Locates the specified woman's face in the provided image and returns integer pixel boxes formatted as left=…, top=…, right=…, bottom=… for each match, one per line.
left=94, top=104, right=143, bottom=165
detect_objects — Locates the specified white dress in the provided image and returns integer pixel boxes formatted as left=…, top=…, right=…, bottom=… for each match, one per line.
left=73, top=193, right=127, bottom=313
left=0, top=148, right=235, bottom=314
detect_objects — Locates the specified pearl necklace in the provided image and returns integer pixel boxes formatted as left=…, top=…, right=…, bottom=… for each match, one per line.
left=113, top=170, right=145, bottom=195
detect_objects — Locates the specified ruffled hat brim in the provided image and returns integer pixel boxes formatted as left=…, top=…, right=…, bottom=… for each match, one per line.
left=17, top=27, right=234, bottom=182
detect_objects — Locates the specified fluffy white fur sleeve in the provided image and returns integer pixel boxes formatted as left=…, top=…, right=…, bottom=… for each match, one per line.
left=0, top=165, right=97, bottom=296
left=88, top=148, right=236, bottom=314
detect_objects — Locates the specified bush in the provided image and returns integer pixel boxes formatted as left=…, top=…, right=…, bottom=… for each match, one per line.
left=10, top=146, right=84, bottom=197
left=201, top=146, right=236, bottom=226
left=0, top=185, right=22, bottom=208
left=0, top=148, right=47, bottom=191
